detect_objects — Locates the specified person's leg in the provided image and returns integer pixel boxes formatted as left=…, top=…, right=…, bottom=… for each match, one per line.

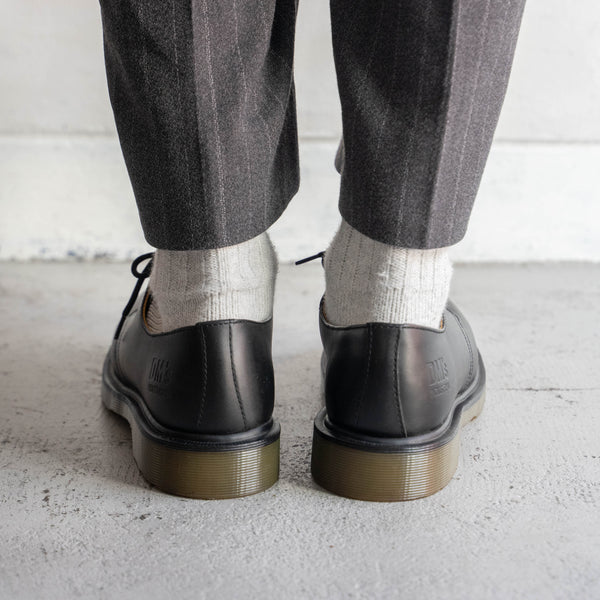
left=100, top=0, right=299, bottom=331
left=98, top=0, right=299, bottom=498
left=325, top=0, right=525, bottom=329
left=312, top=0, right=526, bottom=501
left=100, top=0, right=299, bottom=251
left=332, top=0, right=525, bottom=250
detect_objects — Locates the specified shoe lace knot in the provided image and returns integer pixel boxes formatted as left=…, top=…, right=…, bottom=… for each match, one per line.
left=114, top=252, right=154, bottom=338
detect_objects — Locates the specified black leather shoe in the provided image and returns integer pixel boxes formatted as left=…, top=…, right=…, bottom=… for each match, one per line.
left=311, top=298, right=486, bottom=501
left=101, top=254, right=279, bottom=499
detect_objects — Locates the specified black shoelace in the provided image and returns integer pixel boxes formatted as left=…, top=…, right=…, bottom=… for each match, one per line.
left=294, top=251, right=325, bottom=266
left=114, top=252, right=154, bottom=338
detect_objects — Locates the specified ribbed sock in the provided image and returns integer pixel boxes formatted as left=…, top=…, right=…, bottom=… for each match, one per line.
left=323, top=220, right=452, bottom=328
left=146, top=232, right=277, bottom=333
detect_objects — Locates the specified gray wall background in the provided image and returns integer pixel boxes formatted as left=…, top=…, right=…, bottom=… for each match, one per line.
left=1, top=0, right=599, bottom=261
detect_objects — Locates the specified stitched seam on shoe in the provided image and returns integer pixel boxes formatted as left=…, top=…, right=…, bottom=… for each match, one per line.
left=394, top=329, right=407, bottom=437
left=454, top=312, right=475, bottom=386
left=196, top=327, right=208, bottom=428
left=114, top=340, right=124, bottom=381
left=229, top=323, right=247, bottom=429
left=354, top=325, right=373, bottom=428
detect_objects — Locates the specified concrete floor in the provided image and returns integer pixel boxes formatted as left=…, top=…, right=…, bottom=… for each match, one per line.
left=0, top=262, right=599, bottom=599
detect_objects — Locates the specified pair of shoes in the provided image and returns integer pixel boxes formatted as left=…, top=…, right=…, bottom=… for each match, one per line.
left=101, top=253, right=485, bottom=501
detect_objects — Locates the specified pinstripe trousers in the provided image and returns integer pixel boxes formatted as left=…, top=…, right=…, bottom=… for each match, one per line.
left=99, top=0, right=525, bottom=251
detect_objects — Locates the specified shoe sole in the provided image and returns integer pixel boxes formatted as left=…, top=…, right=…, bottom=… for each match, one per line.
left=101, top=356, right=279, bottom=499
left=311, top=355, right=486, bottom=502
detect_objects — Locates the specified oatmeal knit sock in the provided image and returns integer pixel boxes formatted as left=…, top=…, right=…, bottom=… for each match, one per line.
left=146, top=232, right=277, bottom=333
left=323, top=220, right=452, bottom=328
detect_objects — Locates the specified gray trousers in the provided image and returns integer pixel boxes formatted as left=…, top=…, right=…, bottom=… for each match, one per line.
left=99, top=0, right=525, bottom=251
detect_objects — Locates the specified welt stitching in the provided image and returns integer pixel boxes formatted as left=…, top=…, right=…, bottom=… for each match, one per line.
left=393, top=328, right=407, bottom=437
left=229, top=323, right=247, bottom=429
left=108, top=376, right=272, bottom=449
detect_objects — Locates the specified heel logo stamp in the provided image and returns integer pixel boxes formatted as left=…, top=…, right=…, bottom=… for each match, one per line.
left=427, top=357, right=449, bottom=394
left=149, top=357, right=172, bottom=391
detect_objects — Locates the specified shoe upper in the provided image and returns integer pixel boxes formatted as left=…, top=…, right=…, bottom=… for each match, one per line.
left=319, top=299, right=481, bottom=438
left=109, top=293, right=275, bottom=435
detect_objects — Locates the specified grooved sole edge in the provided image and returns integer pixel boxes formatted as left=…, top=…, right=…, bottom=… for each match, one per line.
left=311, top=391, right=485, bottom=502
left=101, top=378, right=280, bottom=500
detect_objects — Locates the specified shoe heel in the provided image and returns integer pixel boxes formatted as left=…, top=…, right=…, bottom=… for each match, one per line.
left=311, top=392, right=485, bottom=502
left=131, top=421, right=280, bottom=499
left=102, top=362, right=280, bottom=500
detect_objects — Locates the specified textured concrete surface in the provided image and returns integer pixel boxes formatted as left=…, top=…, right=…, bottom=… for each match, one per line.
left=0, top=262, right=599, bottom=599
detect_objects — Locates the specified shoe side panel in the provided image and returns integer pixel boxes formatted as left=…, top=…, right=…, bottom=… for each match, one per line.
left=320, top=305, right=479, bottom=438
left=115, top=300, right=274, bottom=434
left=396, top=317, right=471, bottom=436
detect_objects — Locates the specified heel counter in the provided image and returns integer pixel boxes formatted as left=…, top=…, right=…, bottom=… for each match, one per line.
left=322, top=324, right=408, bottom=437
left=197, top=320, right=274, bottom=434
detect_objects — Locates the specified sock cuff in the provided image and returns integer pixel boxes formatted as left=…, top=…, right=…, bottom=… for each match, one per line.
left=147, top=232, right=277, bottom=331
left=324, top=220, right=452, bottom=328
